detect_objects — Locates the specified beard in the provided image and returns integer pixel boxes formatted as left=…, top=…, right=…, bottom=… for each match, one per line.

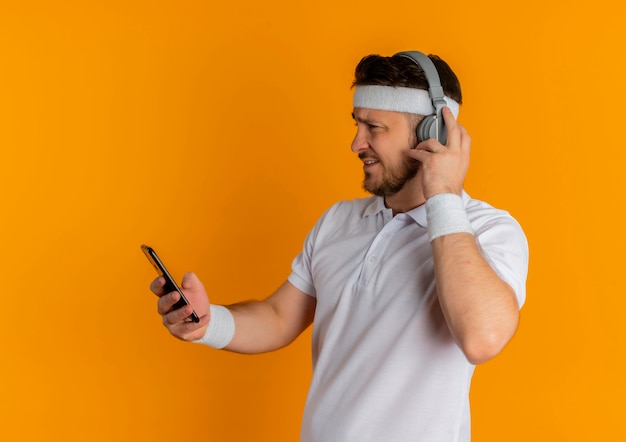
left=362, top=156, right=420, bottom=197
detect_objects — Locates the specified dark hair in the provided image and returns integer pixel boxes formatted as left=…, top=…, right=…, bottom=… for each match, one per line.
left=352, top=53, right=462, bottom=104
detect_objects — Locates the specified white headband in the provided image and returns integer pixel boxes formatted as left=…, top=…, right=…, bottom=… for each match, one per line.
left=353, top=85, right=460, bottom=118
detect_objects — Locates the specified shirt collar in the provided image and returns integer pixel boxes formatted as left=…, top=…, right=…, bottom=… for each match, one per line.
left=406, top=204, right=427, bottom=227
left=363, top=196, right=388, bottom=217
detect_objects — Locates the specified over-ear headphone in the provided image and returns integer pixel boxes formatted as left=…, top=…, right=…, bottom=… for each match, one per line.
left=395, top=51, right=448, bottom=144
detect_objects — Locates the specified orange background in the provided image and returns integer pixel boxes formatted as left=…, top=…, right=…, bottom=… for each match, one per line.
left=1, top=1, right=624, bottom=440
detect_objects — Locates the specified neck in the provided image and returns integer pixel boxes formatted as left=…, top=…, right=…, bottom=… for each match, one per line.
left=383, top=175, right=426, bottom=215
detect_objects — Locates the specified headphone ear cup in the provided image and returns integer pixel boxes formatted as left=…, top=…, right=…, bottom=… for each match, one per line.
left=417, top=116, right=438, bottom=143
left=417, top=115, right=447, bottom=145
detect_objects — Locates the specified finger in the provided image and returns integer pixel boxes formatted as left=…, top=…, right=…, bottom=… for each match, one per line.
left=458, top=124, right=471, bottom=152
left=413, top=137, right=441, bottom=153
left=442, top=106, right=457, bottom=127
left=408, top=138, right=439, bottom=164
left=162, top=302, right=196, bottom=326
left=169, top=314, right=211, bottom=341
left=157, top=290, right=180, bottom=316
left=150, top=276, right=167, bottom=296
left=181, top=272, right=203, bottom=291
left=407, top=148, right=433, bottom=165
left=442, top=107, right=461, bottom=148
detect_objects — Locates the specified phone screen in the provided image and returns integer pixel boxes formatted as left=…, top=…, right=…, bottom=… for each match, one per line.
left=141, top=244, right=200, bottom=323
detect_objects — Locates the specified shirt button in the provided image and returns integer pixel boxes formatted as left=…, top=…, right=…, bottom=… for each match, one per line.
left=369, top=256, right=376, bottom=262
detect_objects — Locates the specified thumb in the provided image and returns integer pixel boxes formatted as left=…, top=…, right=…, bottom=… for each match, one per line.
left=181, top=272, right=203, bottom=290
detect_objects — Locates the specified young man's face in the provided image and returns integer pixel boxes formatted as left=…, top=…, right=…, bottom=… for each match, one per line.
left=351, top=107, right=420, bottom=197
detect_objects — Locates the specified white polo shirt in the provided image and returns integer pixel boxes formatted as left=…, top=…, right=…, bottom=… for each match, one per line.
left=288, top=193, right=528, bottom=442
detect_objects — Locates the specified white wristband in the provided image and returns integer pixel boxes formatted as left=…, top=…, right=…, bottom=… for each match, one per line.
left=193, top=305, right=235, bottom=349
left=425, top=193, right=474, bottom=242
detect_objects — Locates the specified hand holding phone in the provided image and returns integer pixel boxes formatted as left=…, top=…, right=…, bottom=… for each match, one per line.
left=141, top=244, right=200, bottom=323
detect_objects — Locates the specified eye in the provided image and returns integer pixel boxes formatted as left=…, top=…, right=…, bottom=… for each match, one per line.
left=353, top=121, right=382, bottom=131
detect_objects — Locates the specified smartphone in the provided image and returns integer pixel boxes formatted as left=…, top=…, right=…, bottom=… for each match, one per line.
left=141, top=244, right=200, bottom=323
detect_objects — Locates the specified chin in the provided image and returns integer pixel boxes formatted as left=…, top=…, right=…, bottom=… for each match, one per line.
left=363, top=181, right=393, bottom=197
left=362, top=176, right=380, bottom=195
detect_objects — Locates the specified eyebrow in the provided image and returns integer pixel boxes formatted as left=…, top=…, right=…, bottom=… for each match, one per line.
left=351, top=112, right=383, bottom=126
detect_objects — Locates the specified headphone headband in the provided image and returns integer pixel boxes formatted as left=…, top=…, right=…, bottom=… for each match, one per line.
left=394, top=51, right=449, bottom=144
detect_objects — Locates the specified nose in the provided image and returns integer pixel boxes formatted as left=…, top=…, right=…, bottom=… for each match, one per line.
left=351, top=126, right=368, bottom=153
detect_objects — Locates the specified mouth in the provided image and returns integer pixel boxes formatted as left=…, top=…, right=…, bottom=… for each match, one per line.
left=359, top=153, right=380, bottom=168
left=362, top=159, right=380, bottom=173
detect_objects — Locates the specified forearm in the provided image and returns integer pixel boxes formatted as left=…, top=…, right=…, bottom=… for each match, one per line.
left=432, top=233, right=519, bottom=364
left=210, top=281, right=316, bottom=354
left=224, top=300, right=293, bottom=354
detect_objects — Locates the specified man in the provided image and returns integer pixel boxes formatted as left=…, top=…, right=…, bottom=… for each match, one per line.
left=150, top=51, right=529, bottom=441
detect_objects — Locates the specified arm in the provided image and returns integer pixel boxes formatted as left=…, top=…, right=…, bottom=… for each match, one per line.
left=410, top=108, right=520, bottom=364
left=152, top=273, right=315, bottom=354
left=431, top=233, right=519, bottom=364
left=224, top=281, right=316, bottom=353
